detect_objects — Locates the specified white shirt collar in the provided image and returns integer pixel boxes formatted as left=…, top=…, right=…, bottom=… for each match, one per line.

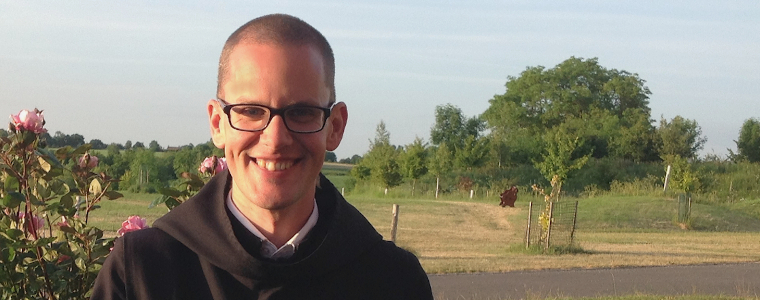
left=226, top=193, right=319, bottom=260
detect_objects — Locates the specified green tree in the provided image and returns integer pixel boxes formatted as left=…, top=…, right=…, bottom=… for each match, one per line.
left=149, top=140, right=162, bottom=152
left=89, top=139, right=107, bottom=149
left=483, top=57, right=655, bottom=163
left=430, top=103, right=487, bottom=170
left=356, top=121, right=403, bottom=191
left=453, top=135, right=490, bottom=170
left=339, top=154, right=362, bottom=164
left=657, top=115, right=706, bottom=160
left=124, top=140, right=133, bottom=150
left=734, top=118, right=760, bottom=162
left=662, top=154, right=700, bottom=193
left=428, top=143, right=453, bottom=198
left=399, top=137, right=428, bottom=194
left=324, top=151, right=337, bottom=162
left=611, top=108, right=658, bottom=161
left=533, top=123, right=591, bottom=197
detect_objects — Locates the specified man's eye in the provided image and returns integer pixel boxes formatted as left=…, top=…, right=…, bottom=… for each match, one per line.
left=286, top=108, right=320, bottom=121
left=234, top=106, right=267, bottom=118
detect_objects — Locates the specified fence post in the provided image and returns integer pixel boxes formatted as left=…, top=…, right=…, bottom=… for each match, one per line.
left=390, top=204, right=400, bottom=243
left=526, top=202, right=533, bottom=248
left=663, top=165, right=672, bottom=192
left=545, top=201, right=554, bottom=252
left=435, top=177, right=439, bottom=199
left=341, top=187, right=344, bottom=196
left=570, top=201, right=579, bottom=245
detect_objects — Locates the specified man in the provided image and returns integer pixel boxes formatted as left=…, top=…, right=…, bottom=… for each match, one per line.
left=92, top=14, right=433, bottom=299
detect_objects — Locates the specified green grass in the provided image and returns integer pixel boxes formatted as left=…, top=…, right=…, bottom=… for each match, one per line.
left=576, top=195, right=760, bottom=232
left=87, top=192, right=169, bottom=233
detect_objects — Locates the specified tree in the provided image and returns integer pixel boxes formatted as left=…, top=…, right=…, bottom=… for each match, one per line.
left=734, top=118, right=760, bottom=162
left=354, top=121, right=403, bottom=191
left=133, top=141, right=145, bottom=149
left=430, top=104, right=487, bottom=170
left=399, top=137, right=428, bottom=194
left=124, top=140, right=133, bottom=150
left=483, top=57, right=656, bottom=163
left=90, top=139, right=107, bottom=149
left=533, top=123, right=591, bottom=197
left=149, top=140, right=162, bottom=152
left=428, top=143, right=453, bottom=198
left=430, top=104, right=484, bottom=149
left=611, top=108, right=658, bottom=161
left=454, top=135, right=490, bottom=170
left=324, top=151, right=337, bottom=162
left=339, top=154, right=362, bottom=164
left=657, top=116, right=706, bottom=160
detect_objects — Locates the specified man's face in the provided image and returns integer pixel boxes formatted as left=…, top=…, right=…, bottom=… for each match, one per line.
left=208, top=43, right=347, bottom=212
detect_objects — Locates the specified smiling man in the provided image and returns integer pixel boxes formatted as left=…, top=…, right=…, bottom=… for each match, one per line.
left=92, top=14, right=433, bottom=299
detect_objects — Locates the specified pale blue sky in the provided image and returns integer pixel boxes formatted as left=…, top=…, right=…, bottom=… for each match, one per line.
left=2, top=1, right=758, bottom=159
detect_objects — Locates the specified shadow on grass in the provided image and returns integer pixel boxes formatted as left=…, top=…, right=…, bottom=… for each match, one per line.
left=507, top=243, right=593, bottom=255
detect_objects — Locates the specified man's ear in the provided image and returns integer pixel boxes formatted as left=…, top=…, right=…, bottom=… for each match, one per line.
left=326, top=102, right=348, bottom=151
left=208, top=99, right=226, bottom=149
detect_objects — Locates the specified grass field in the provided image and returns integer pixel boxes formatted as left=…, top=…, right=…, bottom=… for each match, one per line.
left=89, top=186, right=760, bottom=275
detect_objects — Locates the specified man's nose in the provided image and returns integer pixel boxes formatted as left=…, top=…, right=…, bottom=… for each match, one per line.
left=260, top=115, right=293, bottom=148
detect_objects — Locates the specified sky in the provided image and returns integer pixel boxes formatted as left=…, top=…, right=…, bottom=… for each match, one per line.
left=2, top=1, right=759, bottom=160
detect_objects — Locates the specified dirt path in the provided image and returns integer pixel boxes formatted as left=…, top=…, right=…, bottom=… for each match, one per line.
left=429, top=262, right=760, bottom=300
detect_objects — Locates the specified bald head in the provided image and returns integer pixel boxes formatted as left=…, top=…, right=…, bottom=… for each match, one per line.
left=217, top=14, right=335, bottom=103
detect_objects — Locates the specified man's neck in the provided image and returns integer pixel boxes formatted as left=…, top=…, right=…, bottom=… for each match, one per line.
left=230, top=191, right=315, bottom=248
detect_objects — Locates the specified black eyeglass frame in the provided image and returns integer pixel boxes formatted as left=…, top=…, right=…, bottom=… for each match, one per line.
left=216, top=98, right=334, bottom=133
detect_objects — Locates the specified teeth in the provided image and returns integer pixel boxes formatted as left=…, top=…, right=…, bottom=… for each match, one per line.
left=256, top=159, right=294, bottom=171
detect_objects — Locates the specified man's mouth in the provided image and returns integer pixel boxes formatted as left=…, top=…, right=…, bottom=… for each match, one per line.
left=255, top=159, right=295, bottom=171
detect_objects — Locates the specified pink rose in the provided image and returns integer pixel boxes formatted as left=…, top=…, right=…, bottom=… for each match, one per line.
left=215, top=157, right=227, bottom=174
left=117, top=215, right=149, bottom=236
left=78, top=153, right=98, bottom=169
left=198, top=156, right=227, bottom=175
left=10, top=109, right=46, bottom=133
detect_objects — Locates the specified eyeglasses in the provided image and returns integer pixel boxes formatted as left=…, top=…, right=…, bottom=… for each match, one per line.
left=216, top=98, right=333, bottom=133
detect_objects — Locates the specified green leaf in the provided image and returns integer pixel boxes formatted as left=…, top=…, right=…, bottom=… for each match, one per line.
left=104, top=190, right=123, bottom=200
left=49, top=179, right=70, bottom=195
left=36, top=156, right=51, bottom=172
left=149, top=195, right=169, bottom=208
left=6, top=247, right=15, bottom=261
left=157, top=186, right=181, bottom=198
left=4, top=175, right=19, bottom=192
left=59, top=226, right=77, bottom=234
left=2, top=192, right=24, bottom=209
left=60, top=194, right=74, bottom=209
left=36, top=148, right=63, bottom=167
left=75, top=257, right=87, bottom=271
left=71, top=144, right=92, bottom=157
left=55, top=146, right=72, bottom=160
left=28, top=193, right=44, bottom=206
left=5, top=229, right=23, bottom=239
left=89, top=178, right=103, bottom=195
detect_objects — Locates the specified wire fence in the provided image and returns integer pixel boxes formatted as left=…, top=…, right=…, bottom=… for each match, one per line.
left=525, top=200, right=579, bottom=251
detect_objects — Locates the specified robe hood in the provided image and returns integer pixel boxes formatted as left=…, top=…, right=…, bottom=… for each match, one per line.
left=152, top=169, right=383, bottom=281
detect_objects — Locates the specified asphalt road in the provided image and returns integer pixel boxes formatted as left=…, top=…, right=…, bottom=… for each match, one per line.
left=429, top=262, right=760, bottom=299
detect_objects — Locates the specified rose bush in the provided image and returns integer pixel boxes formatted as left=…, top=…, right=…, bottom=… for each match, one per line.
left=1, top=109, right=122, bottom=299
left=153, top=155, right=227, bottom=211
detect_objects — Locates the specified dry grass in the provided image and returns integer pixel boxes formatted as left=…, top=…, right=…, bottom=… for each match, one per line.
left=90, top=192, right=760, bottom=274
left=349, top=198, right=760, bottom=274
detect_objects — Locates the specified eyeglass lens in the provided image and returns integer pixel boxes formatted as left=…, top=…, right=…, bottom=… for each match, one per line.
left=229, top=105, right=326, bottom=132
